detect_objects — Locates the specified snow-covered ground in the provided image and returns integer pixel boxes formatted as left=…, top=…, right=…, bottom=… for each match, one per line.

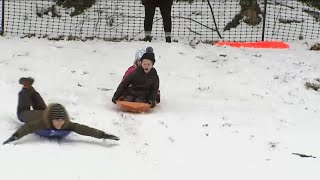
left=0, top=36, right=320, bottom=180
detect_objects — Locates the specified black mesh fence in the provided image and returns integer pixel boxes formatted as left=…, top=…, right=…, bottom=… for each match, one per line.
left=1, top=0, right=320, bottom=42
left=0, top=0, right=3, bottom=35
left=264, top=1, right=320, bottom=40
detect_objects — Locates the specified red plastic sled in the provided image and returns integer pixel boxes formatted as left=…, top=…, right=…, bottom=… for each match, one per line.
left=214, top=41, right=289, bottom=49
left=116, top=101, right=151, bottom=113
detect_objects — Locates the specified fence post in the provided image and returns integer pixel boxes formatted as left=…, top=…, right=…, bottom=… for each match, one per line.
left=1, top=0, right=4, bottom=35
left=261, top=0, right=267, bottom=41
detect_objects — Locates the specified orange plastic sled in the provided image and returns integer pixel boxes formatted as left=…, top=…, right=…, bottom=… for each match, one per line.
left=116, top=101, right=151, bottom=113
left=214, top=41, right=289, bottom=49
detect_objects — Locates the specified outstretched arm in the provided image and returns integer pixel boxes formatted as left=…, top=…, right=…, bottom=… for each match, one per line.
left=68, top=122, right=119, bottom=140
left=3, top=121, right=44, bottom=144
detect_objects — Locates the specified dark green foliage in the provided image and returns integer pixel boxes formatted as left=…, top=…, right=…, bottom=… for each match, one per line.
left=36, top=5, right=61, bottom=18
left=305, top=81, right=320, bottom=91
left=176, top=0, right=194, bottom=3
left=310, top=43, right=320, bottom=51
left=55, top=0, right=96, bottom=16
left=297, top=0, right=320, bottom=10
left=175, top=0, right=203, bottom=4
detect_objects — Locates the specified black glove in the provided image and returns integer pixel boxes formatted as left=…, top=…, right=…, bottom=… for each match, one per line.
left=141, top=0, right=145, bottom=5
left=3, top=135, right=19, bottom=145
left=148, top=100, right=156, bottom=108
left=102, top=133, right=119, bottom=141
left=112, top=96, right=117, bottom=104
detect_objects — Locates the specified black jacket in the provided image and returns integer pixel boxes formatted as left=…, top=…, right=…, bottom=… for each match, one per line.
left=113, top=66, right=159, bottom=102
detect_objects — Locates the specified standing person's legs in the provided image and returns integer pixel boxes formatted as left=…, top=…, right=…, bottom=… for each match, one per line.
left=159, top=3, right=172, bottom=43
left=144, top=3, right=156, bottom=41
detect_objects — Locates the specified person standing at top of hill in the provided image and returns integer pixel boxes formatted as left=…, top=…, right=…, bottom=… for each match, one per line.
left=142, top=0, right=173, bottom=43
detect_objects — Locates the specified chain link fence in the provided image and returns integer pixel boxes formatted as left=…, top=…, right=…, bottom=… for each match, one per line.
left=1, top=0, right=320, bottom=41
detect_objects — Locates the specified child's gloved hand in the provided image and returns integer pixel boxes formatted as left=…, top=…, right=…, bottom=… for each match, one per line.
left=112, top=97, right=117, bottom=104
left=102, top=133, right=119, bottom=141
left=3, top=135, right=19, bottom=145
left=148, top=100, right=156, bottom=108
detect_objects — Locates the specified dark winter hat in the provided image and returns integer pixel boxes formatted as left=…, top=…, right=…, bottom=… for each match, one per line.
left=141, top=52, right=155, bottom=65
left=146, top=46, right=154, bottom=53
left=49, top=103, right=66, bottom=121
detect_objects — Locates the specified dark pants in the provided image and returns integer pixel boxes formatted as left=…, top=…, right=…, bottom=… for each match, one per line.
left=144, top=3, right=172, bottom=37
left=123, top=95, right=147, bottom=103
left=17, top=88, right=46, bottom=122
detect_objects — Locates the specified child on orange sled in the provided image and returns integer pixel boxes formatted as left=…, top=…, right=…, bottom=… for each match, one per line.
left=112, top=51, right=159, bottom=108
left=120, top=47, right=160, bottom=103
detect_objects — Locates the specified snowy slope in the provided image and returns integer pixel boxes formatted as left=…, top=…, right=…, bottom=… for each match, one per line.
left=0, top=36, right=320, bottom=180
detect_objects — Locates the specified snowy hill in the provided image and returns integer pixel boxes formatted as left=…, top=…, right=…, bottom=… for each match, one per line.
left=0, top=36, right=320, bottom=180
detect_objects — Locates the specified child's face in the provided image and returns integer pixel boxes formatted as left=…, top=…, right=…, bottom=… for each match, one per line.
left=141, top=59, right=153, bottom=73
left=51, top=119, right=65, bottom=129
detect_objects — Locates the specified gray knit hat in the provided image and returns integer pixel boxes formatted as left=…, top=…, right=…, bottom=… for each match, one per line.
left=145, top=46, right=154, bottom=53
left=49, top=103, right=66, bottom=120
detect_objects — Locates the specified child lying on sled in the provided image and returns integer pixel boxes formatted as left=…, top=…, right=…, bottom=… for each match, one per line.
left=3, top=77, right=119, bottom=145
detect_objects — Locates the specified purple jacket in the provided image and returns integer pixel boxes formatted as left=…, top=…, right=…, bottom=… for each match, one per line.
left=122, top=66, right=136, bottom=81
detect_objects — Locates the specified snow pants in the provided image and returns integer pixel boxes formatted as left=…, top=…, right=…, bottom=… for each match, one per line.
left=17, top=88, right=46, bottom=122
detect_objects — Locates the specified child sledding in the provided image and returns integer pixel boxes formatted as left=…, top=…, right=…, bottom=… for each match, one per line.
left=3, top=77, right=119, bottom=145
left=112, top=50, right=160, bottom=113
left=122, top=47, right=161, bottom=103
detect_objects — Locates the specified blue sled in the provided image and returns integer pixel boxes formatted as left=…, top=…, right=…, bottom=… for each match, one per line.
left=35, top=129, right=71, bottom=138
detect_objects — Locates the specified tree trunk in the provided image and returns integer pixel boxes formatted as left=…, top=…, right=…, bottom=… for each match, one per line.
left=224, top=0, right=262, bottom=31
left=240, top=0, right=262, bottom=26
